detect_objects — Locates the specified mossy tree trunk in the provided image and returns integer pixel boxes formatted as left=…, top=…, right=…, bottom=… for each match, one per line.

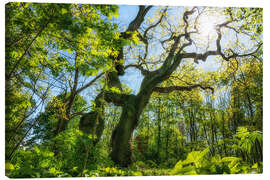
left=107, top=9, right=196, bottom=167
left=110, top=91, right=152, bottom=166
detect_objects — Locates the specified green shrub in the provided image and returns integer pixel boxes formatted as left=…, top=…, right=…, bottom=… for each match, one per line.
left=7, top=146, right=69, bottom=178
left=145, top=160, right=157, bottom=168
left=171, top=147, right=262, bottom=175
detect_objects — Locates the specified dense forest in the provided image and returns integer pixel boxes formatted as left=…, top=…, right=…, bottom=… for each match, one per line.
left=5, top=2, right=263, bottom=177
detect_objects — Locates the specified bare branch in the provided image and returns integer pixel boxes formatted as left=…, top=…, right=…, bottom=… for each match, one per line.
left=178, top=19, right=263, bottom=63
left=153, top=84, right=214, bottom=94
left=74, top=72, right=104, bottom=95
left=124, top=64, right=150, bottom=76
left=143, top=7, right=168, bottom=38
left=183, top=7, right=198, bottom=41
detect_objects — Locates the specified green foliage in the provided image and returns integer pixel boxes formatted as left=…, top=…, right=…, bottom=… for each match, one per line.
left=225, top=8, right=263, bottom=40
left=7, top=129, right=113, bottom=178
left=87, top=167, right=128, bottom=177
left=171, top=147, right=262, bottom=175
left=30, top=94, right=87, bottom=144
left=84, top=166, right=170, bottom=177
left=231, top=127, right=263, bottom=164
left=5, top=87, right=34, bottom=159
left=7, top=146, right=64, bottom=178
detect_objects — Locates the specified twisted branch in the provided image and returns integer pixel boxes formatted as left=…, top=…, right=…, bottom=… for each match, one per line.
left=153, top=85, right=214, bottom=94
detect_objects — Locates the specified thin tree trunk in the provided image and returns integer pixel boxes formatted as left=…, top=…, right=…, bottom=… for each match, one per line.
left=157, top=98, right=161, bottom=160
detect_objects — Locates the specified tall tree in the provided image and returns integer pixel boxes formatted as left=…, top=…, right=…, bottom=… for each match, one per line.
left=6, top=3, right=262, bottom=168
left=103, top=7, right=262, bottom=166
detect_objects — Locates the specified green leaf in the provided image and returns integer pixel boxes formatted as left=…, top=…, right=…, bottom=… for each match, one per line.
left=221, top=157, right=241, bottom=163
left=252, top=163, right=258, bottom=169
left=61, top=8, right=68, bottom=14
left=67, top=48, right=73, bottom=54
left=34, top=145, right=40, bottom=154
left=5, top=162, right=15, bottom=171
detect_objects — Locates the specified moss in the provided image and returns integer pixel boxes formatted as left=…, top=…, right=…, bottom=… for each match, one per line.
left=107, top=71, right=122, bottom=90
left=109, top=96, right=140, bottom=167
left=79, top=111, right=104, bottom=144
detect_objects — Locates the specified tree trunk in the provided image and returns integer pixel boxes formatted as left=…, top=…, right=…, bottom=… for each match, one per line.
left=110, top=89, right=152, bottom=166
left=110, top=95, right=138, bottom=166
left=157, top=98, right=161, bottom=160
left=79, top=89, right=126, bottom=145
left=165, top=121, right=170, bottom=160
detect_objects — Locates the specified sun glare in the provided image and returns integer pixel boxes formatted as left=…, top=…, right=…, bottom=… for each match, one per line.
left=194, top=9, right=225, bottom=48
left=198, top=14, right=217, bottom=37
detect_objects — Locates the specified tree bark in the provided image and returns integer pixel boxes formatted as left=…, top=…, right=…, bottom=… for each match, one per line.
left=110, top=89, right=152, bottom=166
left=157, top=98, right=161, bottom=161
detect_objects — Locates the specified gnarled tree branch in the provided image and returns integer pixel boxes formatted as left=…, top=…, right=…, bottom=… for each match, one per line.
left=153, top=85, right=214, bottom=94
left=101, top=91, right=131, bottom=107
left=124, top=64, right=150, bottom=76
left=128, top=5, right=153, bottom=32
left=143, top=7, right=168, bottom=39
left=121, top=5, right=153, bottom=39
left=178, top=20, right=262, bottom=63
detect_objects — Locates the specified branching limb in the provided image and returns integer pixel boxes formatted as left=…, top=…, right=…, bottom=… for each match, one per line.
left=143, top=7, right=168, bottom=39
left=65, top=53, right=80, bottom=117
left=100, top=91, right=131, bottom=107
left=153, top=84, right=214, bottom=94
left=137, top=7, right=168, bottom=62
left=183, top=7, right=198, bottom=41
left=122, top=5, right=153, bottom=39
left=138, top=7, right=198, bottom=93
left=178, top=20, right=263, bottom=63
left=163, top=7, right=198, bottom=66
left=124, top=64, right=150, bottom=76
left=74, top=72, right=104, bottom=95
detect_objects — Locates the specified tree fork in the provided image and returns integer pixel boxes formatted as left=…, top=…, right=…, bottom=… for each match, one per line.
left=77, top=5, right=153, bottom=150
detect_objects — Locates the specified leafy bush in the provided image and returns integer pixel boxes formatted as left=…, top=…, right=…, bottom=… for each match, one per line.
left=141, top=168, right=170, bottom=176
left=134, top=161, right=148, bottom=168
left=145, top=159, right=158, bottom=168
left=171, top=147, right=262, bottom=175
left=7, top=146, right=68, bottom=178
left=234, top=127, right=262, bottom=164
left=163, top=158, right=178, bottom=168
left=84, top=167, right=143, bottom=177
left=6, top=129, right=110, bottom=178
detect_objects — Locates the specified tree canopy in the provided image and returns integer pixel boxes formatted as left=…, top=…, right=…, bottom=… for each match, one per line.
left=5, top=2, right=263, bottom=177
